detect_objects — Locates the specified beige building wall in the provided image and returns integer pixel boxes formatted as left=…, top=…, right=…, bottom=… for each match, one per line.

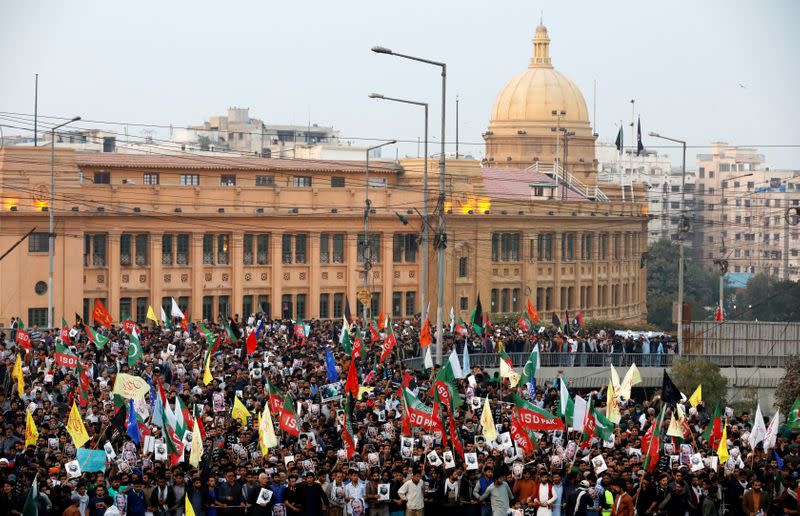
left=0, top=147, right=647, bottom=328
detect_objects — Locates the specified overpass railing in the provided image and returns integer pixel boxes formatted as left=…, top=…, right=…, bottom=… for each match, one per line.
left=402, top=352, right=786, bottom=371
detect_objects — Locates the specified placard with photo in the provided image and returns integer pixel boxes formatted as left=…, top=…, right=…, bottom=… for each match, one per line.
left=464, top=452, right=479, bottom=470
left=592, top=454, right=608, bottom=475
left=320, top=382, right=343, bottom=402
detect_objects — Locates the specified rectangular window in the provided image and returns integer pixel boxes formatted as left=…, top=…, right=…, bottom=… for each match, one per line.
left=220, top=175, right=236, bottom=186
left=256, top=234, right=269, bottom=264
left=492, top=232, right=521, bottom=262
left=161, top=296, right=171, bottom=318
left=405, top=291, right=416, bottom=316
left=599, top=234, right=608, bottom=260
left=143, top=173, right=159, bottom=185
left=332, top=234, right=344, bottom=263
left=203, top=234, right=214, bottom=264
left=180, top=174, right=200, bottom=186
left=176, top=234, right=190, bottom=265
left=561, top=233, right=575, bottom=261
left=392, top=292, right=402, bottom=318
left=537, top=233, right=554, bottom=261
left=93, top=171, right=110, bottom=184
left=319, top=294, right=330, bottom=319
left=83, top=298, right=90, bottom=324
left=320, top=234, right=330, bottom=264
left=295, top=234, right=307, bottom=264
left=218, top=295, right=230, bottom=318
left=358, top=233, right=381, bottom=263
left=581, top=234, right=593, bottom=260
left=162, top=234, right=173, bottom=265
left=371, top=293, right=380, bottom=318
left=242, top=295, right=253, bottom=318
left=501, top=288, right=510, bottom=312
left=295, top=294, right=306, bottom=320
left=202, top=295, right=214, bottom=321
left=120, top=297, right=132, bottom=321
left=293, top=176, right=312, bottom=188
left=178, top=296, right=188, bottom=315
left=281, top=294, right=293, bottom=319
left=26, top=308, right=47, bottom=328
left=135, top=233, right=149, bottom=266
left=217, top=234, right=230, bottom=264
left=136, top=297, right=148, bottom=323
left=92, top=234, right=107, bottom=266
left=257, top=295, right=271, bottom=318
left=28, top=232, right=49, bottom=253
left=244, top=234, right=254, bottom=265
left=512, top=288, right=521, bottom=312
left=331, top=176, right=345, bottom=188
left=120, top=234, right=132, bottom=265
left=458, top=256, right=468, bottom=277
left=491, top=289, right=499, bottom=311
left=393, top=233, right=418, bottom=263
left=255, top=175, right=275, bottom=187
left=613, top=233, right=621, bottom=260
left=333, top=293, right=344, bottom=319
left=282, top=234, right=292, bottom=264
left=545, top=287, right=552, bottom=311
left=460, top=296, right=469, bottom=310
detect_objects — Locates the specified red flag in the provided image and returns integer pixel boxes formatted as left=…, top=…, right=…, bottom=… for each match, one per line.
left=15, top=329, right=31, bottom=350
left=715, top=306, right=723, bottom=322
left=369, top=322, right=380, bottom=343
left=483, top=313, right=493, bottom=330
left=517, top=316, right=530, bottom=332
left=447, top=410, right=464, bottom=458
left=402, top=372, right=412, bottom=388
left=344, top=359, right=359, bottom=398
left=92, top=299, right=113, bottom=327
left=60, top=326, right=71, bottom=343
left=511, top=413, right=535, bottom=455
left=526, top=299, right=540, bottom=325
left=420, top=319, right=431, bottom=347
left=708, top=417, right=722, bottom=449
left=122, top=320, right=136, bottom=334
left=246, top=330, right=257, bottom=355
left=576, top=311, right=584, bottom=326
left=379, top=331, right=396, bottom=363
left=279, top=397, right=300, bottom=437
left=376, top=310, right=386, bottom=331
left=180, top=312, right=189, bottom=332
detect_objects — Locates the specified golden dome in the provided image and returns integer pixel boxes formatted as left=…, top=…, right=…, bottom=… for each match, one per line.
left=489, top=24, right=589, bottom=125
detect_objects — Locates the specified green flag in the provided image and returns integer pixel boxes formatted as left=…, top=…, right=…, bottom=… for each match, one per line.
left=198, top=323, right=216, bottom=346
left=221, top=318, right=237, bottom=342
left=519, top=346, right=540, bottom=387
left=470, top=295, right=484, bottom=336
left=431, top=360, right=462, bottom=412
left=22, top=475, right=38, bottom=516
left=592, top=406, right=615, bottom=441
left=128, top=330, right=143, bottom=367
left=85, top=325, right=109, bottom=349
left=701, top=400, right=722, bottom=442
left=788, top=399, right=800, bottom=429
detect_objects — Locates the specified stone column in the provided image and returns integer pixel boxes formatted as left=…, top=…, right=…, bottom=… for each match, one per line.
left=107, top=231, right=121, bottom=321
left=347, top=232, right=359, bottom=316
left=271, top=231, right=284, bottom=320
left=231, top=232, right=244, bottom=318
left=149, top=232, right=163, bottom=320
left=592, top=231, right=600, bottom=315
left=574, top=233, right=582, bottom=311
left=553, top=233, right=562, bottom=311
left=309, top=233, right=321, bottom=318
left=191, top=233, right=204, bottom=321
left=382, top=231, right=393, bottom=316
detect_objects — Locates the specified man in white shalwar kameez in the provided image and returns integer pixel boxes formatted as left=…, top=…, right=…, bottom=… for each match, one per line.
left=532, top=472, right=558, bottom=516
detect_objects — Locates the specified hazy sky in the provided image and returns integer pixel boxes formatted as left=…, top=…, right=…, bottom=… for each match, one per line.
left=2, top=0, right=799, bottom=168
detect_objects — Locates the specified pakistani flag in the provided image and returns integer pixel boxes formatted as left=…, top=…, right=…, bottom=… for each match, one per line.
left=128, top=329, right=143, bottom=367
left=519, top=345, right=540, bottom=387
left=430, top=359, right=462, bottom=412
left=558, top=377, right=574, bottom=426
left=160, top=306, right=173, bottom=330
left=84, top=325, right=109, bottom=349
left=788, top=399, right=800, bottom=429
left=591, top=406, right=615, bottom=441
left=22, top=475, right=38, bottom=516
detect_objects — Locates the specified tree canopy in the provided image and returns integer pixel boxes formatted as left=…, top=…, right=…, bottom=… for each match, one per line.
left=669, top=357, right=728, bottom=410
left=735, top=273, right=800, bottom=321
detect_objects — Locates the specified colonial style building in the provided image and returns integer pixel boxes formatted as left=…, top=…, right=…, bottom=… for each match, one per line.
left=0, top=23, right=648, bottom=328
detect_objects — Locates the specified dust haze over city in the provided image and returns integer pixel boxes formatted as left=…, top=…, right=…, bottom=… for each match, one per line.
left=1, top=3, right=800, bottom=515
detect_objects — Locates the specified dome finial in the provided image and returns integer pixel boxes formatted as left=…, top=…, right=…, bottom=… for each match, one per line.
left=539, top=10, right=543, bottom=26
left=530, top=20, right=552, bottom=68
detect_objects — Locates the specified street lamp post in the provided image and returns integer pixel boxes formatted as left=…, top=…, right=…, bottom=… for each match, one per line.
left=369, top=94, right=429, bottom=326
left=49, top=116, right=81, bottom=329
left=363, top=140, right=397, bottom=322
left=650, top=132, right=685, bottom=351
left=372, top=46, right=447, bottom=365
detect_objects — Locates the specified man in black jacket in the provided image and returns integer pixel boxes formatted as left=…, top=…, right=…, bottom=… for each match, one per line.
left=565, top=480, right=593, bottom=516
left=296, top=472, right=326, bottom=516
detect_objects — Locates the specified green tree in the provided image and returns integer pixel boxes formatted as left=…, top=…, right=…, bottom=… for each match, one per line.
left=736, top=274, right=800, bottom=321
left=197, top=135, right=211, bottom=151
left=729, top=385, right=759, bottom=417
left=646, top=239, right=719, bottom=328
left=774, top=354, right=800, bottom=413
left=669, top=357, right=728, bottom=410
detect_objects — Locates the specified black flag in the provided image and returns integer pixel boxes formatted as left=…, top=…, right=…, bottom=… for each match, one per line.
left=471, top=295, right=484, bottom=336
left=615, top=127, right=623, bottom=154
left=636, top=116, right=644, bottom=156
left=661, top=370, right=681, bottom=406
left=75, top=313, right=84, bottom=327
left=345, top=296, right=352, bottom=325
left=551, top=312, right=561, bottom=329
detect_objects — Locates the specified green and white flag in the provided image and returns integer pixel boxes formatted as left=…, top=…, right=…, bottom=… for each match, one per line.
left=128, top=328, right=143, bottom=367
left=519, top=344, right=540, bottom=387
left=22, top=475, right=38, bottom=516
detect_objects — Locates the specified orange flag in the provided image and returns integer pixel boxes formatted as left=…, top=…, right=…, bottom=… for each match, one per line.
left=377, top=309, right=386, bottom=331
left=526, top=299, right=540, bottom=325
left=92, top=299, right=113, bottom=327
left=420, top=319, right=431, bottom=347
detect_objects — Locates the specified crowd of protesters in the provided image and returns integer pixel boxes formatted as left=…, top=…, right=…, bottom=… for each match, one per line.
left=0, top=311, right=797, bottom=516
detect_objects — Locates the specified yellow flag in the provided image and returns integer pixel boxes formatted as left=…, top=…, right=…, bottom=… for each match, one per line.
left=717, top=421, right=729, bottom=463
left=25, top=410, right=39, bottom=446
left=606, top=379, right=621, bottom=424
left=67, top=402, right=90, bottom=448
left=231, top=396, right=251, bottom=426
left=112, top=373, right=151, bottom=400
left=259, top=403, right=278, bottom=454
left=357, top=385, right=375, bottom=400
left=610, top=365, right=621, bottom=394
left=189, top=420, right=203, bottom=467
left=12, top=353, right=24, bottom=397
left=185, top=494, right=196, bottom=516
left=666, top=413, right=684, bottom=438
left=618, top=363, right=642, bottom=400
left=481, top=397, right=497, bottom=442
left=688, top=385, right=702, bottom=407
left=499, top=359, right=520, bottom=388
left=146, top=305, right=159, bottom=325
left=202, top=353, right=213, bottom=386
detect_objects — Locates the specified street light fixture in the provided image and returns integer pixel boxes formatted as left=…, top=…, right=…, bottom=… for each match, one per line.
left=369, top=93, right=430, bottom=326
left=372, top=45, right=447, bottom=365
left=49, top=116, right=81, bottom=329
left=649, top=131, right=686, bottom=350
left=362, top=139, right=397, bottom=322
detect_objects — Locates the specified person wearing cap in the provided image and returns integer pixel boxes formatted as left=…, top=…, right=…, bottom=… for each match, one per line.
left=565, top=481, right=593, bottom=516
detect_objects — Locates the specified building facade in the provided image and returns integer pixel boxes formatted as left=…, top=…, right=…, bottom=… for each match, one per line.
left=0, top=22, right=649, bottom=328
left=596, top=143, right=696, bottom=244
left=694, top=142, right=800, bottom=281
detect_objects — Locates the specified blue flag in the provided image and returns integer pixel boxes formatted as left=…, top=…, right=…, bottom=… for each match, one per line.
left=775, top=450, right=785, bottom=470
left=127, top=399, right=141, bottom=445
left=77, top=448, right=107, bottom=473
left=325, top=347, right=339, bottom=382
left=255, top=318, right=266, bottom=338
left=462, top=343, right=470, bottom=373
left=147, top=377, right=156, bottom=412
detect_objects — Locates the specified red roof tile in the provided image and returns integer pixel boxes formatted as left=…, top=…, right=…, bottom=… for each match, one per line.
left=482, top=166, right=588, bottom=201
